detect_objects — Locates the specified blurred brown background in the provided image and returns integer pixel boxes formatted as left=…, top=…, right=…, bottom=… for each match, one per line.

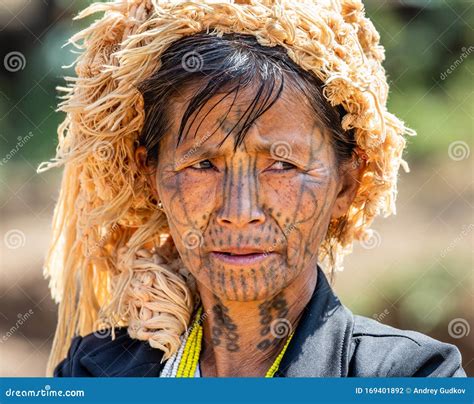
left=0, top=0, right=472, bottom=376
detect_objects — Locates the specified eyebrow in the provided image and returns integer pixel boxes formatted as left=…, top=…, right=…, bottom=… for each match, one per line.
left=173, top=142, right=221, bottom=168
left=249, top=140, right=309, bottom=162
left=173, top=131, right=316, bottom=169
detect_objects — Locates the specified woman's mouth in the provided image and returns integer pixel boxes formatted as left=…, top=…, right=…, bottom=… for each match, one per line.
left=210, top=248, right=276, bottom=265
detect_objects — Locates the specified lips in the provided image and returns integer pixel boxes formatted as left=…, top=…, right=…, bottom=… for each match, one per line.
left=210, top=247, right=276, bottom=266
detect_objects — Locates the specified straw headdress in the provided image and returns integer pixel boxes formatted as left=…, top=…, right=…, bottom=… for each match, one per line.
left=37, top=0, right=415, bottom=375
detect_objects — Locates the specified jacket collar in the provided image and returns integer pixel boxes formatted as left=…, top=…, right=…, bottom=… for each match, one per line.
left=275, top=265, right=354, bottom=377
left=81, top=265, right=354, bottom=377
left=80, top=329, right=165, bottom=377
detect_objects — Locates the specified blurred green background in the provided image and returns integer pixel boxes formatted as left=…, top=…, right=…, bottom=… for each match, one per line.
left=0, top=0, right=472, bottom=376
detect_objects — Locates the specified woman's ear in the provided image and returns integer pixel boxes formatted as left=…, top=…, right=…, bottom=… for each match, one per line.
left=135, top=145, right=160, bottom=200
left=330, top=150, right=366, bottom=220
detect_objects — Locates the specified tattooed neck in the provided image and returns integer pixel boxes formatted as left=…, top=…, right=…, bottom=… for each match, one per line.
left=211, top=302, right=240, bottom=352
left=256, top=292, right=291, bottom=351
left=197, top=262, right=317, bottom=376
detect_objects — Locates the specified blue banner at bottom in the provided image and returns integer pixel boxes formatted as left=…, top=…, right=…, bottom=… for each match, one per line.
left=0, top=378, right=472, bottom=404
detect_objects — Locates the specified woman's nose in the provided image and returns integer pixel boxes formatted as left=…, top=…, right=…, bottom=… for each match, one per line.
left=216, top=166, right=265, bottom=229
left=217, top=205, right=266, bottom=228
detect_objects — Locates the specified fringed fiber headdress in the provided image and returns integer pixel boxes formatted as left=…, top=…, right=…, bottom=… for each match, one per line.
left=38, top=0, right=415, bottom=375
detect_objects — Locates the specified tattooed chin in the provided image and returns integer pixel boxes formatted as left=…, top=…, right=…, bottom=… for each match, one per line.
left=192, top=248, right=295, bottom=302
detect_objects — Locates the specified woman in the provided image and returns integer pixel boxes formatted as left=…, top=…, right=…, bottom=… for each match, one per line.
left=39, top=0, right=465, bottom=377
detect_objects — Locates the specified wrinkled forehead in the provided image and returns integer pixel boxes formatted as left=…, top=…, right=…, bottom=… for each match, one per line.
left=162, top=80, right=327, bottom=159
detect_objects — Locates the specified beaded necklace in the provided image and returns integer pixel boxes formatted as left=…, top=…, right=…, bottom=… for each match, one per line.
left=159, top=307, right=294, bottom=378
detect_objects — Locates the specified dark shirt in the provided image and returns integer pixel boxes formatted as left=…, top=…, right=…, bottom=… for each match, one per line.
left=54, top=266, right=466, bottom=377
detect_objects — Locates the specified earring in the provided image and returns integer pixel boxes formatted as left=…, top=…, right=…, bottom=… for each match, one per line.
left=157, top=200, right=164, bottom=211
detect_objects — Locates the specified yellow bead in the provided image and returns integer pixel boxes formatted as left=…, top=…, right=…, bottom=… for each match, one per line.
left=177, top=308, right=203, bottom=377
left=265, top=331, right=294, bottom=377
left=177, top=306, right=293, bottom=378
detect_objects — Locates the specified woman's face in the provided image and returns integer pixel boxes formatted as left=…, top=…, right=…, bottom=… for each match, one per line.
left=149, top=84, right=357, bottom=302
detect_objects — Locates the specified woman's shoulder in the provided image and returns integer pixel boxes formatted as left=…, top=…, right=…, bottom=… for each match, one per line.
left=53, top=311, right=466, bottom=377
left=350, top=314, right=466, bottom=377
left=54, top=327, right=165, bottom=377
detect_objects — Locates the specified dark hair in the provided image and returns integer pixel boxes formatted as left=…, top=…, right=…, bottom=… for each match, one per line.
left=138, top=32, right=355, bottom=168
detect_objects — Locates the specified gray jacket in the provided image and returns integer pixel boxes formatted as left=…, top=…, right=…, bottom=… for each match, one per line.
left=54, top=265, right=466, bottom=377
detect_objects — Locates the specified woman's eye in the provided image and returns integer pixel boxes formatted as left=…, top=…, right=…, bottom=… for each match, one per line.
left=269, top=160, right=297, bottom=171
left=190, top=160, right=215, bottom=170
